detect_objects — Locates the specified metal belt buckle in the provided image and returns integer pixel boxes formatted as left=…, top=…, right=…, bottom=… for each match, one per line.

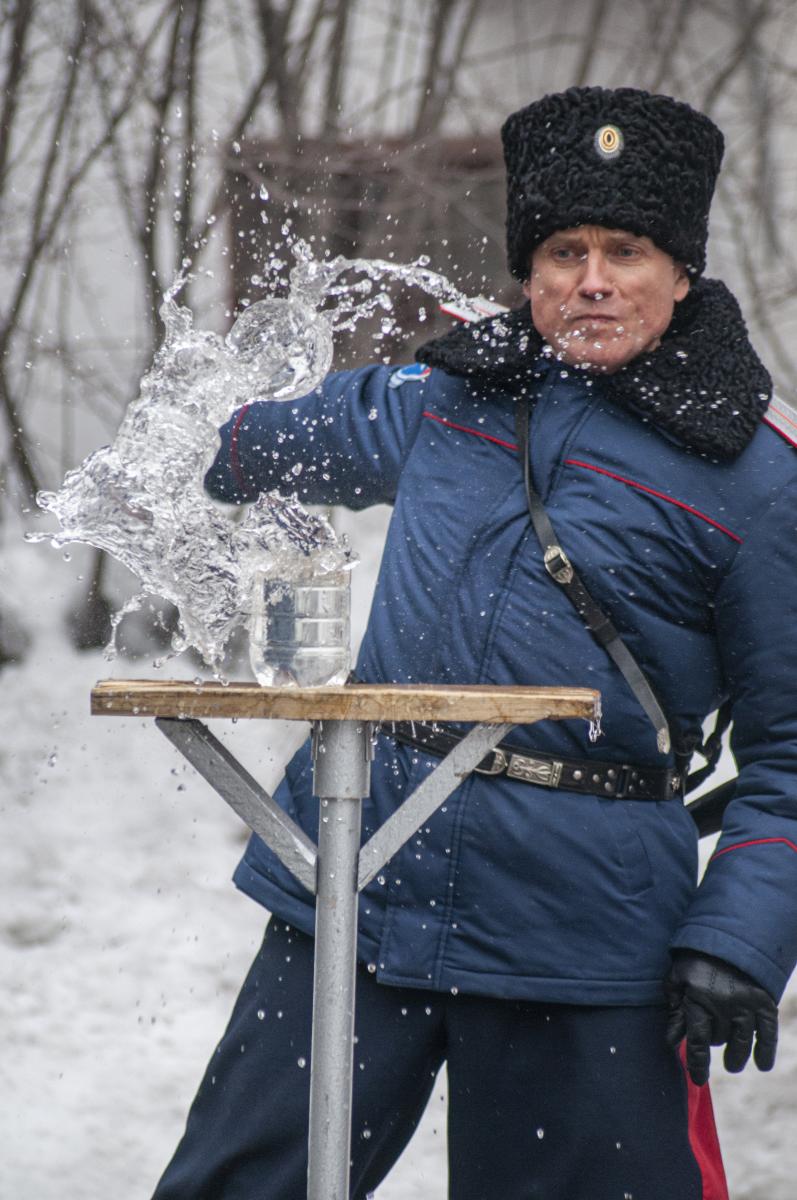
left=475, top=747, right=508, bottom=776
left=507, top=754, right=563, bottom=788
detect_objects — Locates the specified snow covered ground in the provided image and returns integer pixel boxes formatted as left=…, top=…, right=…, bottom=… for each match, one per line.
left=3, top=516, right=796, bottom=1199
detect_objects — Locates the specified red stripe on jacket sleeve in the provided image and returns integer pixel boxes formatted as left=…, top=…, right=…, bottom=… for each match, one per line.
left=564, top=459, right=743, bottom=543
left=712, top=836, right=797, bottom=860
left=423, top=411, right=518, bottom=452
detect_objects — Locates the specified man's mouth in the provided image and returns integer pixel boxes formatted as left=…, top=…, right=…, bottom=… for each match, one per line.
left=572, top=314, right=621, bottom=324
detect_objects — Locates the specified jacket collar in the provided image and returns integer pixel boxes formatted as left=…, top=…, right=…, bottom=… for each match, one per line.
left=415, top=278, right=772, bottom=459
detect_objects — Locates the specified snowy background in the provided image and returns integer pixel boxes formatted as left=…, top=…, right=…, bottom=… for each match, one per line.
left=3, top=504, right=797, bottom=1200
left=5, top=4, right=797, bottom=1197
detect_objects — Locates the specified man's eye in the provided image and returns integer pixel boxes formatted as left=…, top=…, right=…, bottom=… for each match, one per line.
left=616, top=245, right=640, bottom=258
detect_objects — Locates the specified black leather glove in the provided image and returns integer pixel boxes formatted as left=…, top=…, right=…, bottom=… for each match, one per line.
left=664, top=950, right=778, bottom=1086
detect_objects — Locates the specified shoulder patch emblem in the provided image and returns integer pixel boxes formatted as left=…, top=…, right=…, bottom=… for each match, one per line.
left=764, top=395, right=797, bottom=449
left=388, top=363, right=432, bottom=389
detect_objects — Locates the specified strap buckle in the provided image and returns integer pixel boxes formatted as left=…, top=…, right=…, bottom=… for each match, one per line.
left=475, top=747, right=508, bottom=776
left=544, top=545, right=574, bottom=584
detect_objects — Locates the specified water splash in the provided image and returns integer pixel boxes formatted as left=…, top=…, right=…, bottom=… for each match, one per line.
left=28, top=241, right=471, bottom=672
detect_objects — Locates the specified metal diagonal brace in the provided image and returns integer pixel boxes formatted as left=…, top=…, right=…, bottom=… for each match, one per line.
left=357, top=721, right=514, bottom=891
left=156, top=717, right=318, bottom=894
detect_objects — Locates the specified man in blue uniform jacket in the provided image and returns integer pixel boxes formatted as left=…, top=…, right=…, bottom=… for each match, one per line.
left=153, top=87, right=796, bottom=1200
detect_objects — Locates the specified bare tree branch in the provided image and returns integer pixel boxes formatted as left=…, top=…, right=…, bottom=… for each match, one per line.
left=738, top=0, right=781, bottom=256
left=322, top=0, right=350, bottom=138
left=716, top=167, right=796, bottom=385
left=0, top=361, right=40, bottom=501
left=19, top=4, right=91, bottom=305
left=413, top=0, right=480, bottom=139
left=415, top=0, right=457, bottom=138
left=252, top=0, right=301, bottom=139
left=647, top=0, right=694, bottom=93
left=137, top=6, right=184, bottom=334
left=185, top=58, right=276, bottom=249
left=0, top=0, right=175, bottom=343
left=0, top=0, right=34, bottom=189
left=176, top=0, right=208, bottom=272
left=285, top=0, right=329, bottom=113
left=701, top=0, right=772, bottom=113
left=572, top=0, right=611, bottom=85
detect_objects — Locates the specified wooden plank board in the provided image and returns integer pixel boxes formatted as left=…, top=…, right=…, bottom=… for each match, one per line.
left=91, top=680, right=600, bottom=725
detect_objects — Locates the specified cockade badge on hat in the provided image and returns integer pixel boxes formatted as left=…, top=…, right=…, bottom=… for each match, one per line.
left=594, top=124, right=623, bottom=159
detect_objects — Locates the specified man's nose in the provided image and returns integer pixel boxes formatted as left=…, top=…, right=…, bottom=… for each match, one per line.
left=578, top=252, right=614, bottom=299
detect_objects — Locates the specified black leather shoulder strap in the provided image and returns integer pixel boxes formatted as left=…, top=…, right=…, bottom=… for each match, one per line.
left=514, top=396, right=672, bottom=756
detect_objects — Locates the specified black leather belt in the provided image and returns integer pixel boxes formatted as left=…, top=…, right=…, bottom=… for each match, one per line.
left=386, top=721, right=683, bottom=801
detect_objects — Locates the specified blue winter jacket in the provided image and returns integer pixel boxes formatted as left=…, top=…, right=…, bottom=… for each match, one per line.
left=205, top=279, right=797, bottom=1006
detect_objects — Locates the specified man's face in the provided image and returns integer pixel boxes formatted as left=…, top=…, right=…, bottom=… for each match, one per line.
left=524, top=225, right=690, bottom=373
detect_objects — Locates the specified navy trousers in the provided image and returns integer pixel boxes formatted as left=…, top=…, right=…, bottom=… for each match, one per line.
left=152, top=919, right=702, bottom=1199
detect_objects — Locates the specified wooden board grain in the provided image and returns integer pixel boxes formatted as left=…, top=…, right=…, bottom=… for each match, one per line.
left=91, top=680, right=600, bottom=725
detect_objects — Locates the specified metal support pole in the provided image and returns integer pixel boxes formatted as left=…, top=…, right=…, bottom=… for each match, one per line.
left=155, top=718, right=317, bottom=892
left=308, top=721, right=373, bottom=1200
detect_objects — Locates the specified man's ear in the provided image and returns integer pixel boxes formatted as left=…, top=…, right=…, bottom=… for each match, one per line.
left=674, top=265, right=690, bottom=303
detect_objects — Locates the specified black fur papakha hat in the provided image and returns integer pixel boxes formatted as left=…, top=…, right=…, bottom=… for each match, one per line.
left=501, top=86, right=724, bottom=279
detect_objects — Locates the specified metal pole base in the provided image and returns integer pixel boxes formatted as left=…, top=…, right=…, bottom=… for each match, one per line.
left=307, top=720, right=372, bottom=1200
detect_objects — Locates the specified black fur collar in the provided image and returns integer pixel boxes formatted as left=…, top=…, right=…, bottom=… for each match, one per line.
left=415, top=278, right=771, bottom=459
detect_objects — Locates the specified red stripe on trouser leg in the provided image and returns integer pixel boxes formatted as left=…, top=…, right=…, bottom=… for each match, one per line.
left=680, top=1042, right=729, bottom=1200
